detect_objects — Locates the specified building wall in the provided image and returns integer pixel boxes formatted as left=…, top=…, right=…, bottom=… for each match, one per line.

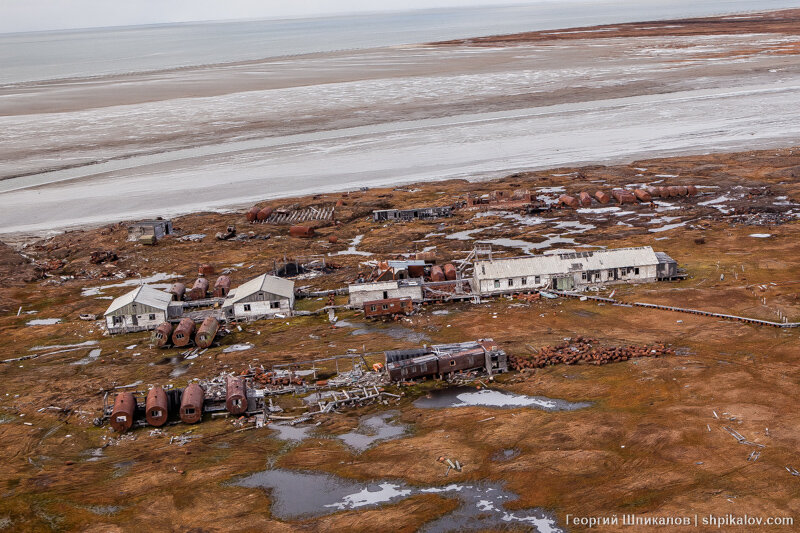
left=230, top=298, right=292, bottom=320
left=475, top=263, right=658, bottom=295
left=349, top=284, right=423, bottom=306
left=105, top=310, right=166, bottom=333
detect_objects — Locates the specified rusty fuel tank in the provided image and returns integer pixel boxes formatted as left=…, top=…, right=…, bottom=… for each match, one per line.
left=188, top=277, right=209, bottom=300
left=257, top=207, right=274, bottom=222
left=289, top=225, right=315, bottom=238
left=634, top=189, right=652, bottom=203
left=558, top=195, right=579, bottom=208
left=687, top=185, right=698, bottom=196
left=213, top=275, right=230, bottom=297
left=594, top=190, right=611, bottom=204
left=328, top=235, right=339, bottom=244
left=153, top=322, right=173, bottom=348
left=612, top=189, right=636, bottom=205
left=110, top=392, right=136, bottom=433
left=578, top=192, right=592, bottom=207
left=180, top=383, right=205, bottom=424
left=168, top=282, right=185, bottom=301
left=246, top=206, right=260, bottom=222
left=430, top=265, right=445, bottom=282
left=194, top=317, right=219, bottom=349
left=443, top=263, right=457, bottom=281
left=645, top=186, right=661, bottom=198
left=226, top=376, right=248, bottom=415
left=172, top=318, right=196, bottom=347
left=676, top=185, right=689, bottom=196
left=666, top=186, right=681, bottom=197
left=145, top=386, right=169, bottom=427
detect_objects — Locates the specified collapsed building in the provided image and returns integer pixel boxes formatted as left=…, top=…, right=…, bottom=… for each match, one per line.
left=385, top=339, right=507, bottom=381
left=104, top=285, right=182, bottom=334
left=348, top=279, right=424, bottom=307
left=126, top=219, right=173, bottom=242
left=372, top=206, right=452, bottom=222
left=222, top=273, right=295, bottom=321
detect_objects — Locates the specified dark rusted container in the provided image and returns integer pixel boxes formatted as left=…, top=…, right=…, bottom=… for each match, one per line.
left=180, top=383, right=204, bottom=424
left=558, top=195, right=579, bottom=208
left=213, top=275, right=230, bottom=298
left=658, top=186, right=670, bottom=198
left=225, top=376, right=248, bottom=415
left=198, top=264, right=215, bottom=277
left=289, top=225, right=315, bottom=238
left=676, top=185, right=689, bottom=196
left=437, top=348, right=486, bottom=375
left=188, top=277, right=209, bottom=300
left=172, top=318, right=196, bottom=347
left=145, top=386, right=168, bottom=427
left=168, top=282, right=185, bottom=301
left=194, top=317, right=219, bottom=349
left=594, top=190, right=611, bottom=204
left=644, top=186, right=661, bottom=198
left=328, top=235, right=339, bottom=244
left=687, top=185, right=698, bottom=196
left=387, top=354, right=438, bottom=381
left=667, top=186, right=681, bottom=197
left=153, top=322, right=173, bottom=347
left=364, top=298, right=413, bottom=318
left=634, top=189, right=652, bottom=203
left=443, top=263, right=457, bottom=281
left=430, top=265, right=445, bottom=282
left=612, top=189, right=636, bottom=205
left=407, top=264, right=425, bottom=278
left=578, top=192, right=592, bottom=207
left=257, top=207, right=273, bottom=222
left=415, top=251, right=436, bottom=263
left=110, top=392, right=136, bottom=433
left=246, top=206, right=260, bottom=222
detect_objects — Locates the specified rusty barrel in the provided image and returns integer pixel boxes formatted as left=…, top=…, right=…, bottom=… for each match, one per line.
left=246, top=206, right=260, bottom=222
left=194, top=316, right=219, bottom=349
left=578, top=192, right=592, bottom=207
left=172, top=318, right=196, bottom=347
left=145, top=386, right=169, bottom=427
left=257, top=207, right=274, bottom=222
left=180, top=383, right=204, bottom=424
left=153, top=322, right=173, bottom=348
left=634, top=189, right=652, bottom=203
left=430, top=265, right=445, bottom=282
left=226, top=376, right=248, bottom=415
left=594, top=190, right=611, bottom=204
left=110, top=392, right=136, bottom=433
left=168, top=282, right=185, bottom=301
left=667, top=186, right=681, bottom=197
left=676, top=185, right=689, bottom=196
left=289, top=225, right=314, bottom=238
left=188, top=277, right=209, bottom=300
left=687, top=185, right=698, bottom=196
left=328, top=235, right=339, bottom=244
left=558, top=195, right=579, bottom=208
left=612, top=189, right=636, bottom=204
left=443, top=263, right=457, bottom=281
left=213, top=275, right=230, bottom=297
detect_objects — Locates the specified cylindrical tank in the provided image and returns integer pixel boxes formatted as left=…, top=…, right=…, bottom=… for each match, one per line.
left=153, top=322, right=173, bottom=348
left=145, top=386, right=168, bottom=427
left=415, top=251, right=436, bottom=263
left=257, top=207, right=273, bottom=222
left=612, top=189, right=636, bottom=205
left=667, top=186, right=681, bottom=197
left=634, top=189, right=652, bottom=203
left=594, top=191, right=611, bottom=204
left=676, top=185, right=689, bottom=196
left=687, top=185, right=698, bottom=196
left=226, top=376, right=248, bottom=415
left=194, top=316, right=219, bottom=349
left=443, top=263, right=457, bottom=281
left=188, top=277, right=209, bottom=300
left=558, top=195, right=579, bottom=208
left=328, top=235, right=339, bottom=244
left=172, top=318, right=196, bottom=347
left=168, top=282, right=185, bottom=301
left=180, top=383, right=204, bottom=424
left=578, top=192, right=592, bottom=207
left=289, top=225, right=314, bottom=238
left=645, top=186, right=661, bottom=198
left=213, top=275, right=230, bottom=298
left=658, top=186, right=670, bottom=198
left=246, top=206, right=260, bottom=222
left=198, top=264, right=215, bottom=277
left=110, top=392, right=136, bottom=433
left=430, top=265, right=445, bottom=282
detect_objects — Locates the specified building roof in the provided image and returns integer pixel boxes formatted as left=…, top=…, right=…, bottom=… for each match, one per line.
left=474, top=246, right=660, bottom=280
left=104, top=285, right=173, bottom=315
left=223, top=274, right=294, bottom=307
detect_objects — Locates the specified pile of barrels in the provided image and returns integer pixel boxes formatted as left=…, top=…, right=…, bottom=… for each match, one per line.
left=246, top=205, right=273, bottom=223
left=249, top=367, right=305, bottom=388
left=558, top=185, right=697, bottom=208
left=508, top=337, right=674, bottom=371
left=153, top=316, right=220, bottom=349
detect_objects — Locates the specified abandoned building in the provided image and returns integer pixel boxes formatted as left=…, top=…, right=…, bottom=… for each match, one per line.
left=126, top=219, right=173, bottom=242
left=472, top=246, right=678, bottom=294
left=363, top=297, right=414, bottom=318
left=222, top=274, right=295, bottom=321
left=385, top=339, right=507, bottom=381
left=372, top=206, right=452, bottom=222
left=348, top=279, right=424, bottom=307
left=104, top=285, right=182, bottom=334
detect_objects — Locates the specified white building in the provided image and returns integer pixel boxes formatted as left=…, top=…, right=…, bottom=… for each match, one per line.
left=104, top=285, right=178, bottom=334
left=348, top=279, right=424, bottom=306
left=473, top=246, right=676, bottom=295
left=222, top=274, right=295, bottom=321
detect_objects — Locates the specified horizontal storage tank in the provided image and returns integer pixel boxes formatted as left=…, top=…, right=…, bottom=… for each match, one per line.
left=658, top=186, right=670, bottom=198
left=666, top=186, right=681, bottom=197
left=676, top=185, right=689, bottom=196
left=611, top=189, right=636, bottom=205
left=226, top=376, right=248, bottom=415
left=213, top=275, right=230, bottom=298
left=188, top=277, right=209, bottom=300
left=558, top=195, right=579, bottom=208
left=168, top=282, right=185, bottom=301
left=180, top=383, right=205, bottom=424
left=172, top=318, right=196, bottom=347
left=152, top=322, right=173, bottom=348
left=645, top=186, right=661, bottom=198
left=328, top=235, right=339, bottom=244
left=110, top=392, right=136, bottom=433
left=257, top=207, right=273, bottom=222
left=194, top=317, right=219, bottom=349
left=443, top=263, right=457, bottom=281
left=145, top=386, right=168, bottom=427
left=687, top=185, right=698, bottom=196
left=578, top=192, right=592, bottom=207
left=634, top=189, right=652, bottom=203
left=594, top=191, right=611, bottom=204
left=246, top=206, right=260, bottom=222
left=289, top=225, right=315, bottom=238
left=430, top=265, right=445, bottom=282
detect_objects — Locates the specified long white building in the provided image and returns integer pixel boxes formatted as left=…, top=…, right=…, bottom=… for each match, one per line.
left=473, top=246, right=677, bottom=295
left=348, top=279, right=424, bottom=306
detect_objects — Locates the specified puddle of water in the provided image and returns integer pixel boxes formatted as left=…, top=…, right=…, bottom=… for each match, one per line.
left=432, top=310, right=449, bottom=316
left=413, top=387, right=590, bottom=412
left=112, top=461, right=135, bottom=479
left=330, top=234, right=373, bottom=256
left=82, top=448, right=105, bottom=462
left=25, top=318, right=61, bottom=326
left=72, top=348, right=101, bottom=366
left=29, top=341, right=98, bottom=352
left=492, top=448, right=521, bottom=462
left=170, top=366, right=189, bottom=378
left=223, top=343, right=253, bottom=353
left=475, top=211, right=552, bottom=227
left=81, top=272, right=181, bottom=297
left=337, top=320, right=429, bottom=343
left=85, top=505, right=120, bottom=516
left=337, top=411, right=408, bottom=452
left=269, top=423, right=313, bottom=442
left=479, top=236, right=577, bottom=255
left=749, top=233, right=772, bottom=238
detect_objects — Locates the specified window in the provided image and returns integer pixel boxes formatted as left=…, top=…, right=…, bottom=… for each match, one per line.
left=176, top=333, right=183, bottom=339
left=243, top=304, right=251, bottom=312
left=481, top=265, right=486, bottom=275
left=371, top=305, right=377, bottom=312
left=634, top=267, right=640, bottom=275
left=115, top=415, right=127, bottom=423
left=382, top=304, right=389, bottom=310
left=508, top=279, right=513, bottom=287
left=149, top=314, right=156, bottom=321
left=270, top=301, right=280, bottom=309
left=151, top=410, right=162, bottom=418
left=608, top=269, right=614, bottom=277
left=112, top=316, right=123, bottom=325
left=535, top=276, right=540, bottom=284
left=595, top=273, right=601, bottom=281
left=383, top=291, right=388, bottom=299
left=581, top=272, right=587, bottom=280
left=494, top=280, right=500, bottom=288
left=521, top=277, right=527, bottom=285
left=184, top=408, right=195, bottom=415
left=450, top=359, right=456, bottom=366
left=233, top=399, right=242, bottom=408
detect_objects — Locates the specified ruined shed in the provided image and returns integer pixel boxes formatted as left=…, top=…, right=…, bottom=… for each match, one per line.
left=372, top=206, right=452, bottom=222
left=348, top=279, right=424, bottom=307
left=104, top=285, right=178, bottom=334
left=222, top=274, right=295, bottom=321
left=127, top=219, right=173, bottom=242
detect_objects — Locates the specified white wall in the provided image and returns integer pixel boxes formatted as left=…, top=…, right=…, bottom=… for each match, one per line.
left=105, top=311, right=165, bottom=332
left=232, top=298, right=291, bottom=320
left=349, top=284, right=423, bottom=306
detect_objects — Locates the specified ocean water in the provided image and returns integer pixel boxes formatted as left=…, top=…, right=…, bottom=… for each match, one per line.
left=1, top=0, right=797, bottom=85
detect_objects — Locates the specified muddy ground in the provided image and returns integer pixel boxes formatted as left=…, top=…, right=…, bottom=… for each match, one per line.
left=0, top=146, right=799, bottom=531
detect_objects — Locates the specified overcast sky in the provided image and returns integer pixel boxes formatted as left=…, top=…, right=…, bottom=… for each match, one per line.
left=1, top=0, right=549, bottom=34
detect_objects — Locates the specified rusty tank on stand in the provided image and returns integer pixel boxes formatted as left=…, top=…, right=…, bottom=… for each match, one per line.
left=594, top=191, right=611, bottom=204
left=188, top=277, right=209, bottom=300
left=194, top=317, right=219, bottom=349
left=257, top=207, right=273, bottom=222
left=612, top=189, right=636, bottom=205
left=110, top=392, right=136, bottom=433
left=168, top=282, right=185, bottom=301
left=443, top=263, right=457, bottom=281
left=172, top=318, right=196, bottom=347
left=213, top=275, right=230, bottom=297
left=180, top=383, right=205, bottom=424
left=145, top=386, right=169, bottom=427
left=226, top=376, right=248, bottom=415
left=634, top=189, right=652, bottom=203
left=578, top=192, right=592, bottom=207
left=430, top=265, right=445, bottom=282
left=152, top=322, right=173, bottom=348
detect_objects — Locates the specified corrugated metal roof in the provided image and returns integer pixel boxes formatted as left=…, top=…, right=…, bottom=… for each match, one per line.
left=348, top=280, right=399, bottom=293
left=104, top=285, right=172, bottom=315
left=474, top=247, right=659, bottom=280
left=223, top=273, right=294, bottom=307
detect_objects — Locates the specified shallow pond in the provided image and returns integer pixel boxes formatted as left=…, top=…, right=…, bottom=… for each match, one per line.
left=413, top=387, right=591, bottom=412
left=337, top=411, right=408, bottom=452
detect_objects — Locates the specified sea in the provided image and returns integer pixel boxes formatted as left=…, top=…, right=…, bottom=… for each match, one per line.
left=1, top=0, right=798, bottom=85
